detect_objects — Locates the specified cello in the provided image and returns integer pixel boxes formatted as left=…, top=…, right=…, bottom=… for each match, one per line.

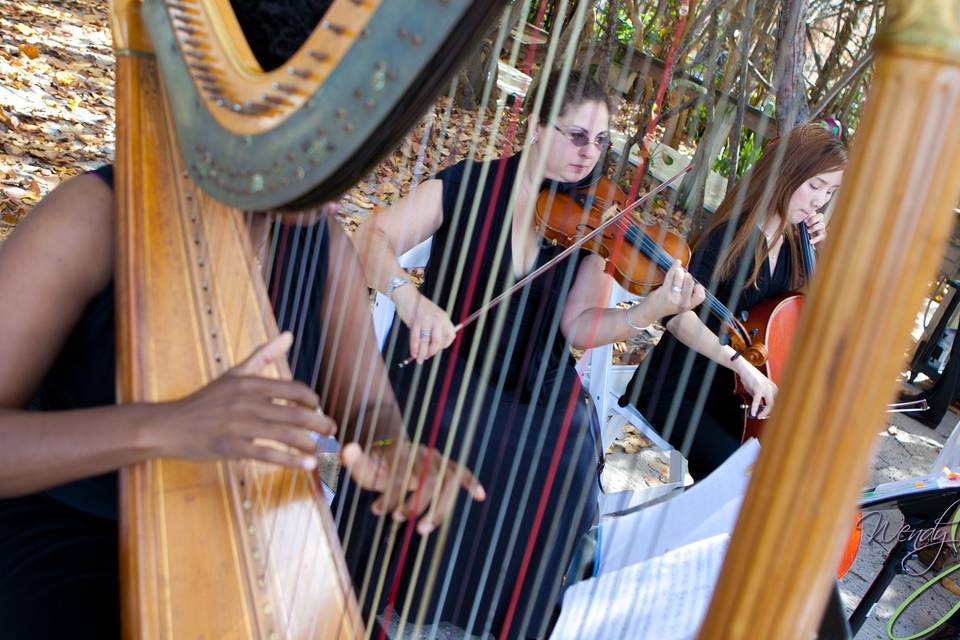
left=734, top=222, right=814, bottom=443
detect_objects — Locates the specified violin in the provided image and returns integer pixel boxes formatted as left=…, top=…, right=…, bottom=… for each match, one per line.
left=534, top=176, right=761, bottom=362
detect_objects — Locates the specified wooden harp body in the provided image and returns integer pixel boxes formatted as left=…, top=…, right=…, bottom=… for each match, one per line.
left=110, top=0, right=506, bottom=636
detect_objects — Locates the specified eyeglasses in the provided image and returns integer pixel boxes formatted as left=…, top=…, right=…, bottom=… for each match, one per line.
left=552, top=125, right=611, bottom=151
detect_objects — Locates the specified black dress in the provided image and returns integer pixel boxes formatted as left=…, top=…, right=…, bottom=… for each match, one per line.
left=619, top=222, right=795, bottom=479
left=337, top=154, right=601, bottom=639
left=0, top=165, right=331, bottom=639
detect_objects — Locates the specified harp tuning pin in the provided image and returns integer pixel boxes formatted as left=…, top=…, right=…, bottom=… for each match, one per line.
left=309, top=50, right=330, bottom=62
left=411, top=34, right=423, bottom=46
left=398, top=26, right=408, bottom=38
left=322, top=21, right=348, bottom=36
left=335, top=107, right=347, bottom=120
left=287, top=66, right=310, bottom=79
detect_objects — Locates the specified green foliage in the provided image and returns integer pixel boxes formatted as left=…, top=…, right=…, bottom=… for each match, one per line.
left=712, top=130, right=766, bottom=179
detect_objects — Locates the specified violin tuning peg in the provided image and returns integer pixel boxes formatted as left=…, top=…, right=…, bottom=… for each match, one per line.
left=739, top=310, right=749, bottom=322
left=749, top=328, right=759, bottom=339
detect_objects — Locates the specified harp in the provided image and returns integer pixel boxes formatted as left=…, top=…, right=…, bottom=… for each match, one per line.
left=109, top=0, right=960, bottom=638
left=111, top=0, right=506, bottom=636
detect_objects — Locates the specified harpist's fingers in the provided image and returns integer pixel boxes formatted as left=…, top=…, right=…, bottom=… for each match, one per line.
left=235, top=332, right=293, bottom=375
left=399, top=471, right=436, bottom=523
left=341, top=443, right=389, bottom=491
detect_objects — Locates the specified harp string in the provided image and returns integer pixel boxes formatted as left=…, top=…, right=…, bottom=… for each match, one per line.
left=342, top=11, right=529, bottom=632
left=395, top=7, right=549, bottom=635
left=376, top=0, right=608, bottom=636
left=381, top=3, right=560, bottom=635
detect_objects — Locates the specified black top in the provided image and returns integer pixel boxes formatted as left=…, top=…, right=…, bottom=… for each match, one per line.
left=388, top=154, right=589, bottom=398
left=620, top=222, right=795, bottom=420
left=27, top=165, right=329, bottom=519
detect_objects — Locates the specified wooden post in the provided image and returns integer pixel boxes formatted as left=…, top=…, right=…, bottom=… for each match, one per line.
left=700, top=1, right=960, bottom=637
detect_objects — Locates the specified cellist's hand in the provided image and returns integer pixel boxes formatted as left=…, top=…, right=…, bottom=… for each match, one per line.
left=647, top=260, right=706, bottom=317
left=803, top=212, right=827, bottom=245
left=340, top=439, right=485, bottom=535
left=735, top=362, right=778, bottom=420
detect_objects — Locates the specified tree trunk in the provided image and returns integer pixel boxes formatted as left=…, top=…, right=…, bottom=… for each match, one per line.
left=810, top=1, right=863, bottom=105
left=597, top=0, right=623, bottom=87
left=774, top=0, right=810, bottom=134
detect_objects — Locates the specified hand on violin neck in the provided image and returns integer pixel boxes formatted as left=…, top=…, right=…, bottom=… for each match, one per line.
left=645, top=260, right=706, bottom=320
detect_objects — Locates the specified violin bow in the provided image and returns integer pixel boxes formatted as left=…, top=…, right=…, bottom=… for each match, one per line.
left=398, top=165, right=692, bottom=367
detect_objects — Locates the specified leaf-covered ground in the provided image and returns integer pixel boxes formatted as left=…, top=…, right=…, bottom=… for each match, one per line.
left=0, top=0, right=114, bottom=239
left=0, top=0, right=674, bottom=364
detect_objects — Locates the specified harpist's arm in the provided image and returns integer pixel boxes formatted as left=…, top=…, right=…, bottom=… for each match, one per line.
left=0, top=175, right=330, bottom=497
left=321, top=215, right=484, bottom=534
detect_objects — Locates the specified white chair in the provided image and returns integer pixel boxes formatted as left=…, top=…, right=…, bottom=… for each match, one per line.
left=576, top=283, right=687, bottom=493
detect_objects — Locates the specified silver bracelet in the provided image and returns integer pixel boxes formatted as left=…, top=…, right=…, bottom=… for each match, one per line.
left=386, top=276, right=411, bottom=299
left=623, top=305, right=646, bottom=331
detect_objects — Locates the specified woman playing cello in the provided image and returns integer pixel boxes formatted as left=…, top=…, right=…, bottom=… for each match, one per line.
left=620, top=122, right=846, bottom=479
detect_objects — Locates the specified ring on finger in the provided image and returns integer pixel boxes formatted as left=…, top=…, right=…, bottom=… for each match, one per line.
left=419, top=329, right=432, bottom=338
left=671, top=285, right=683, bottom=293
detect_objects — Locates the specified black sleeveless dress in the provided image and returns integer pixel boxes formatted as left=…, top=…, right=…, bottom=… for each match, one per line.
left=0, top=165, right=331, bottom=638
left=338, top=154, right=601, bottom=640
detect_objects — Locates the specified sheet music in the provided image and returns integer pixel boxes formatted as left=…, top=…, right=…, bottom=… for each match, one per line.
left=550, top=534, right=729, bottom=640
left=597, top=438, right=758, bottom=574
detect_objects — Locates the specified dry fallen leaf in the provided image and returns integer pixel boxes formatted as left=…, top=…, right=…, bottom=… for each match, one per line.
left=19, top=43, right=39, bottom=59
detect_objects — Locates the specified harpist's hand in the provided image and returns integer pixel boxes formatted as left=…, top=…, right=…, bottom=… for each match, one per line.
left=149, top=332, right=336, bottom=470
left=393, top=286, right=456, bottom=364
left=341, top=439, right=485, bottom=535
left=803, top=212, right=827, bottom=245
left=736, top=362, right=778, bottom=420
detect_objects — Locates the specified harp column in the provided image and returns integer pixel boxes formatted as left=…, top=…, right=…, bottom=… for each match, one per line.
left=700, top=2, right=960, bottom=638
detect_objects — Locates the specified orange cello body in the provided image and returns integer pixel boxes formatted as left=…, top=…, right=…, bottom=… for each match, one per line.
left=735, top=292, right=806, bottom=443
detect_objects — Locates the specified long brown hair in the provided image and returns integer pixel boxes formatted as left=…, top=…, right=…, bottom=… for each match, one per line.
left=691, top=123, right=848, bottom=290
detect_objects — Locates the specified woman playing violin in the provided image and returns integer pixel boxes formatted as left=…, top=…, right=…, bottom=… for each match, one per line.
left=347, top=70, right=704, bottom=638
left=620, top=122, right=847, bottom=479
